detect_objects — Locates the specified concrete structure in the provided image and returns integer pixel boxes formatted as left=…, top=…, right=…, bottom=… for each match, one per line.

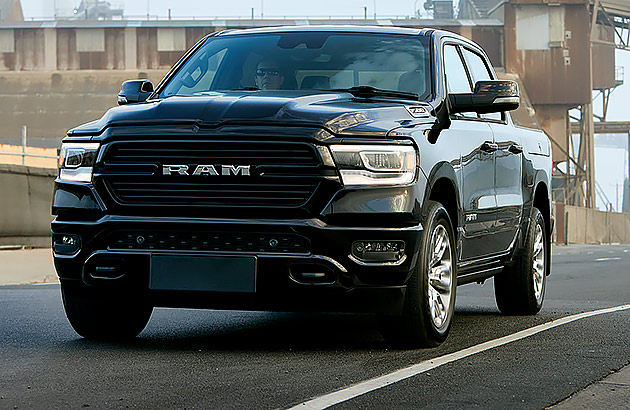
left=0, top=248, right=57, bottom=285
left=0, top=69, right=167, bottom=147
left=458, top=0, right=506, bottom=20
left=0, top=19, right=505, bottom=72
left=0, top=164, right=55, bottom=246
left=555, top=202, right=630, bottom=244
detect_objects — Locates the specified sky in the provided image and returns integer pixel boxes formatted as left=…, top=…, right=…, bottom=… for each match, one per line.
left=596, top=145, right=627, bottom=212
left=600, top=50, right=630, bottom=122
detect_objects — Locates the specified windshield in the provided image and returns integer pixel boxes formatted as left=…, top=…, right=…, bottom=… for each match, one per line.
left=160, top=32, right=432, bottom=100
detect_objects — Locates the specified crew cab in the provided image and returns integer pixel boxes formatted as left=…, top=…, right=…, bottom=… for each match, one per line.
left=52, top=26, right=552, bottom=347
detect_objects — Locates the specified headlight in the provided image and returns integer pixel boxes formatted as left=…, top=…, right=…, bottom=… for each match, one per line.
left=329, top=144, right=417, bottom=186
left=58, top=142, right=100, bottom=183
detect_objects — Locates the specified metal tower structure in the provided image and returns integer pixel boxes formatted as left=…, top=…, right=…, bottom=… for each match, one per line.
left=568, top=1, right=630, bottom=209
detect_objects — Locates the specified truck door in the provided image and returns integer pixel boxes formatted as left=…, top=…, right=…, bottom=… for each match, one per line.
left=490, top=122, right=523, bottom=252
left=443, top=44, right=499, bottom=261
left=460, top=48, right=524, bottom=253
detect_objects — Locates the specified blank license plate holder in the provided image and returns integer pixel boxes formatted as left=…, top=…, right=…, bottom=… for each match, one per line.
left=150, top=255, right=256, bottom=293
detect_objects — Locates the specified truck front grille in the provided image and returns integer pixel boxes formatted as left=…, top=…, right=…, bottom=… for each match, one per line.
left=96, top=140, right=332, bottom=210
left=105, top=180, right=319, bottom=207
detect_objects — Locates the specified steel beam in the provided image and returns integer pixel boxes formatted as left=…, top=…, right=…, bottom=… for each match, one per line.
left=571, top=121, right=630, bottom=134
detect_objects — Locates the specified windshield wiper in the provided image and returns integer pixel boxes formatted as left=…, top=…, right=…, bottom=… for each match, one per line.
left=327, top=86, right=418, bottom=101
left=230, top=86, right=260, bottom=91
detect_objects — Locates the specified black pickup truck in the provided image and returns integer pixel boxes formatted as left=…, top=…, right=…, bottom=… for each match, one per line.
left=52, top=26, right=552, bottom=347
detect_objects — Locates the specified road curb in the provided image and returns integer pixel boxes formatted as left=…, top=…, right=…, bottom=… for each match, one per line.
left=550, top=363, right=630, bottom=409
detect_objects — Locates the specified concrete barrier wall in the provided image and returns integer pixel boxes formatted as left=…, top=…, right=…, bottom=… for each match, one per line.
left=611, top=213, right=630, bottom=243
left=558, top=204, right=630, bottom=244
left=0, top=70, right=168, bottom=148
left=0, top=164, right=56, bottom=246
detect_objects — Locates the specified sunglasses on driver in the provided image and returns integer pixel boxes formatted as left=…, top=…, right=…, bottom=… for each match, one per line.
left=256, top=68, right=280, bottom=77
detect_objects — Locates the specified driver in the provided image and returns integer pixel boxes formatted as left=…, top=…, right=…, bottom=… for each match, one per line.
left=254, top=59, right=285, bottom=90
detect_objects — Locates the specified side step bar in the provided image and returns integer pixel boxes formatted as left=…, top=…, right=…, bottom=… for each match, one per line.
left=457, top=266, right=503, bottom=286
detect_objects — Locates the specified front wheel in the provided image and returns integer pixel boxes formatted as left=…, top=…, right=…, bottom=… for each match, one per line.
left=382, top=201, right=457, bottom=348
left=494, top=207, right=548, bottom=315
left=61, top=281, right=153, bottom=340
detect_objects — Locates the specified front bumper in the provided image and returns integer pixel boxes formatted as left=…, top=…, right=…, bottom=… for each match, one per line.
left=52, top=215, right=423, bottom=315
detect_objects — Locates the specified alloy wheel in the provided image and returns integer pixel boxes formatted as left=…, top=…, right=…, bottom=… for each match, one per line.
left=427, top=224, right=453, bottom=330
left=532, top=223, right=545, bottom=302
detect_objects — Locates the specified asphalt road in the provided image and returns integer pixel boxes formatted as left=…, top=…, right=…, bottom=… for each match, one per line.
left=1, top=244, right=629, bottom=409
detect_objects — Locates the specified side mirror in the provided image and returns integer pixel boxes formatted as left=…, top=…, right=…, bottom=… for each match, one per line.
left=117, top=80, right=154, bottom=105
left=449, top=80, right=519, bottom=114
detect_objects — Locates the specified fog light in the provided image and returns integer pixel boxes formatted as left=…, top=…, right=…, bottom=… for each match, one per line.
left=53, top=234, right=81, bottom=255
left=351, top=241, right=405, bottom=263
left=63, top=236, right=76, bottom=245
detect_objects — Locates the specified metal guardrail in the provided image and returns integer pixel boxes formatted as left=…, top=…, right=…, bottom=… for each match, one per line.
left=0, top=126, right=59, bottom=166
left=0, top=152, right=59, bottom=161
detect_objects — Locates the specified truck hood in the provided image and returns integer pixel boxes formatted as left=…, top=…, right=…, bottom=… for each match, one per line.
left=68, top=90, right=435, bottom=137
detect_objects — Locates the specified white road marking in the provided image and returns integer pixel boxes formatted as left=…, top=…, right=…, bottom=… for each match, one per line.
left=288, top=304, right=630, bottom=410
left=595, top=257, right=622, bottom=262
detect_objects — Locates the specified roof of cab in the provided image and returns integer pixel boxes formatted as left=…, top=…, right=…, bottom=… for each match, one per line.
left=214, top=25, right=479, bottom=47
left=216, top=25, right=432, bottom=37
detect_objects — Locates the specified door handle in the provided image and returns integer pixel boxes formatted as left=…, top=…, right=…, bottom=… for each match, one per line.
left=480, top=142, right=499, bottom=153
left=508, top=144, right=523, bottom=154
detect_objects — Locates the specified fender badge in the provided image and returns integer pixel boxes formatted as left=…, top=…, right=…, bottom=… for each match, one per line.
left=405, top=105, right=430, bottom=118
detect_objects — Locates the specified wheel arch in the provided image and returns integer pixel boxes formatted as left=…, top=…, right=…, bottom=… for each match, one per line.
left=429, top=178, right=459, bottom=234
left=423, top=162, right=460, bottom=234
left=532, top=180, right=551, bottom=240
left=532, top=179, right=552, bottom=277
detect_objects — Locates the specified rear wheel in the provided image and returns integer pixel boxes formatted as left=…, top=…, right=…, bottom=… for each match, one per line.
left=382, top=201, right=457, bottom=347
left=494, top=207, right=547, bottom=315
left=61, top=280, right=153, bottom=340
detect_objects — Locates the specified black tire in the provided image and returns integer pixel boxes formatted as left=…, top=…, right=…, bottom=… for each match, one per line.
left=61, top=280, right=153, bottom=340
left=494, top=207, right=548, bottom=315
left=383, top=201, right=457, bottom=348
